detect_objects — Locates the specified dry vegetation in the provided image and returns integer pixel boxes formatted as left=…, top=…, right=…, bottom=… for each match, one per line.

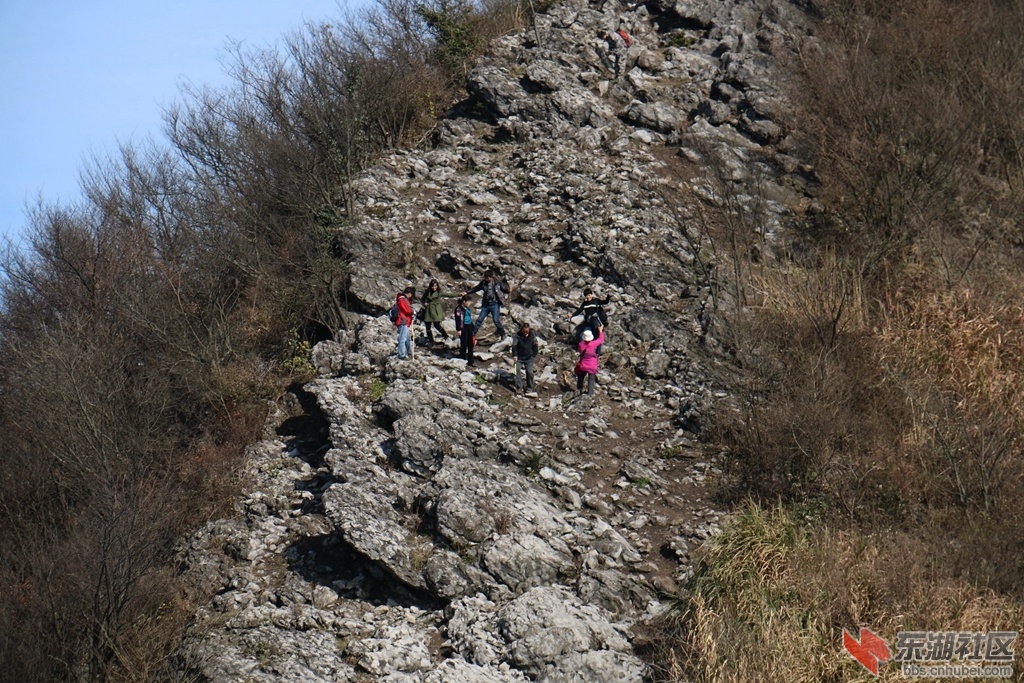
left=649, top=504, right=1023, bottom=683
left=5, top=0, right=1022, bottom=679
left=0, top=0, right=537, bottom=679
left=648, top=0, right=1024, bottom=680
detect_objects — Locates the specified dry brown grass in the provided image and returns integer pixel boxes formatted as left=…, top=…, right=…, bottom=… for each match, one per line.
left=877, top=271, right=1024, bottom=513
left=646, top=504, right=1024, bottom=683
left=666, top=2, right=1024, bottom=680
left=698, top=235, right=1024, bottom=683
left=749, top=249, right=870, bottom=350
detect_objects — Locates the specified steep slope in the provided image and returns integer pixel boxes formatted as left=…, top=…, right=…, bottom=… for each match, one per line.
left=177, top=0, right=812, bottom=680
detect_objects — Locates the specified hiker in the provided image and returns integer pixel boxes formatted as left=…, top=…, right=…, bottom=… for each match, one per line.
left=568, top=288, right=610, bottom=341
left=454, top=295, right=477, bottom=367
left=465, top=269, right=511, bottom=342
left=575, top=324, right=605, bottom=396
left=597, top=29, right=632, bottom=78
left=394, top=287, right=415, bottom=360
left=420, top=278, right=456, bottom=345
left=511, top=322, right=539, bottom=396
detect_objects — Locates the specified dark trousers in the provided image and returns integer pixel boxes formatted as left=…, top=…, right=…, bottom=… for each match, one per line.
left=459, top=326, right=475, bottom=365
left=424, top=321, right=447, bottom=343
left=576, top=372, right=596, bottom=395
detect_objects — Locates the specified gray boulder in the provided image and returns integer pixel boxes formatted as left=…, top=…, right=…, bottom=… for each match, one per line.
left=322, top=467, right=428, bottom=590
left=639, top=350, right=672, bottom=379
left=483, top=534, right=573, bottom=593
left=468, top=66, right=527, bottom=117
left=393, top=413, right=448, bottom=476
left=449, top=586, right=646, bottom=682
left=622, top=101, right=684, bottom=134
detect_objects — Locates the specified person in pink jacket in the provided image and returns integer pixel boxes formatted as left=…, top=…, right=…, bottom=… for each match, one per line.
left=575, top=324, right=604, bottom=395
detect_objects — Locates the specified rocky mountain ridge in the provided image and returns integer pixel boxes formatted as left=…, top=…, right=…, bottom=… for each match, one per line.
left=177, top=0, right=813, bottom=680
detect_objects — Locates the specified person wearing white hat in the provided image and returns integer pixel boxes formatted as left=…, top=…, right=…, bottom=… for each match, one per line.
left=574, top=324, right=605, bottom=395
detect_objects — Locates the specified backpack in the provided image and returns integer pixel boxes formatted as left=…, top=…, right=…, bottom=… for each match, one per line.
left=388, top=304, right=399, bottom=323
left=616, top=29, right=633, bottom=48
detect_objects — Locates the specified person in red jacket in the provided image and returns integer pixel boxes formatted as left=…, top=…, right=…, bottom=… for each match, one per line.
left=395, top=287, right=415, bottom=359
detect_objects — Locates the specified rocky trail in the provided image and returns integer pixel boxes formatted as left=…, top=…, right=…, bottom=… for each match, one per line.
left=177, top=0, right=811, bottom=680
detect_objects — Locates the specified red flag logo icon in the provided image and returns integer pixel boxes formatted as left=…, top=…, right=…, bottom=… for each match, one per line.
left=843, top=627, right=892, bottom=676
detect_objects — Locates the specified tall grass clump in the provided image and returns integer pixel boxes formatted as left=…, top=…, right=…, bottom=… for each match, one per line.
left=646, top=503, right=1023, bottom=683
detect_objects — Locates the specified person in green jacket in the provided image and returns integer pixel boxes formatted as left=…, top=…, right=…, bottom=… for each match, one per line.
left=420, top=279, right=457, bottom=345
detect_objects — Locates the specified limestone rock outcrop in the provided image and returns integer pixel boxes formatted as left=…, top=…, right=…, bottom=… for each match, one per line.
left=177, top=0, right=810, bottom=679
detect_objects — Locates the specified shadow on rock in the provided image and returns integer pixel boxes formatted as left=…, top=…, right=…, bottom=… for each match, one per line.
left=285, top=533, right=446, bottom=611
left=276, top=382, right=331, bottom=468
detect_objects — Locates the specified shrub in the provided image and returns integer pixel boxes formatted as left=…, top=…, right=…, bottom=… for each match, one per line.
left=370, top=379, right=389, bottom=402
left=282, top=331, right=316, bottom=378
left=416, top=0, right=480, bottom=73
left=665, top=31, right=694, bottom=48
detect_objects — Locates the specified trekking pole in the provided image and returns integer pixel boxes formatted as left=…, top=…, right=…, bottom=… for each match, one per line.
left=527, top=0, right=542, bottom=47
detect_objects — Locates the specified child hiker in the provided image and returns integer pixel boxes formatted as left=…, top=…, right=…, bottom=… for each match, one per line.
left=454, top=295, right=476, bottom=367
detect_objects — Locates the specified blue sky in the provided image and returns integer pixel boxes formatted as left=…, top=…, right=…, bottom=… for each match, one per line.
left=0, top=0, right=347, bottom=243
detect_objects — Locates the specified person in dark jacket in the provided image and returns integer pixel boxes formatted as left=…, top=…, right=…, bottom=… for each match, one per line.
left=569, top=288, right=609, bottom=331
left=465, top=269, right=510, bottom=341
left=420, top=279, right=456, bottom=345
left=454, top=295, right=476, bottom=367
left=511, top=323, right=539, bottom=395
left=569, top=288, right=610, bottom=350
